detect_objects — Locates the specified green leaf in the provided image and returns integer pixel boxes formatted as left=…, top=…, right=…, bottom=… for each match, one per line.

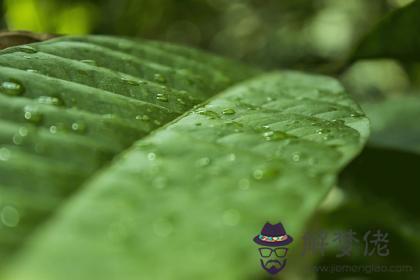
left=1, top=71, right=368, bottom=279
left=350, top=0, right=420, bottom=62
left=0, top=35, right=253, bottom=266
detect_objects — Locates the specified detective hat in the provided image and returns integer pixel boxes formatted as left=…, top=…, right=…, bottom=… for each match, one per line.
left=253, top=222, right=293, bottom=247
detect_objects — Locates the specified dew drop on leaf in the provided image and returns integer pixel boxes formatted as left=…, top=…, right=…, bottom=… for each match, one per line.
left=37, top=96, right=63, bottom=106
left=49, top=125, right=58, bottom=134
left=136, top=114, right=150, bottom=121
left=156, top=93, right=169, bottom=102
left=17, top=45, right=38, bottom=54
left=0, top=147, right=11, bottom=161
left=0, top=206, right=20, bottom=228
left=80, top=59, right=97, bottom=66
left=316, top=128, right=330, bottom=135
left=153, top=73, right=167, bottom=83
left=71, top=122, right=87, bottom=134
left=292, top=153, right=301, bottom=162
left=0, top=80, right=24, bottom=96
left=222, top=108, right=236, bottom=115
left=197, top=109, right=219, bottom=119
left=263, top=130, right=288, bottom=141
left=26, top=69, right=39, bottom=74
left=23, top=105, right=43, bottom=124
left=12, top=126, right=29, bottom=145
left=176, top=98, right=186, bottom=105
left=252, top=166, right=280, bottom=181
left=120, top=77, right=140, bottom=86
left=147, top=152, right=156, bottom=161
left=331, top=119, right=345, bottom=126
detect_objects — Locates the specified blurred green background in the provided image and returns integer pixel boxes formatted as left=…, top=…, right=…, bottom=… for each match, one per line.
left=2, top=0, right=419, bottom=99
left=0, top=0, right=412, bottom=67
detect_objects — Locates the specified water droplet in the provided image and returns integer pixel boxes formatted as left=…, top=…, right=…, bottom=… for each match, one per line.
left=222, top=108, right=236, bottom=115
left=263, top=130, right=288, bottom=141
left=156, top=93, right=169, bottom=102
left=0, top=80, right=24, bottom=96
left=222, top=209, right=240, bottom=226
left=12, top=135, right=23, bottom=145
left=153, top=73, right=167, bottom=83
left=196, top=157, right=211, bottom=167
left=253, top=169, right=264, bottom=180
left=37, top=96, right=63, bottom=106
left=17, top=45, right=37, bottom=54
left=263, top=131, right=274, bottom=137
left=147, top=152, right=156, bottom=161
left=121, top=77, right=139, bottom=86
left=350, top=113, right=363, bottom=118
left=136, top=114, right=150, bottom=121
left=316, top=128, right=330, bottom=135
left=12, top=126, right=29, bottom=145
left=18, top=126, right=29, bottom=136
left=71, top=122, right=86, bottom=133
left=176, top=98, right=186, bottom=105
left=80, top=59, right=97, bottom=66
left=0, top=147, right=11, bottom=161
left=252, top=166, right=280, bottom=181
left=153, top=120, right=161, bottom=126
left=224, top=120, right=243, bottom=131
left=26, top=69, right=39, bottom=74
left=292, top=153, right=301, bottom=162
left=49, top=125, right=58, bottom=134
left=195, top=122, right=202, bottom=126
left=197, top=109, right=219, bottom=119
left=331, top=119, right=345, bottom=125
left=23, top=105, right=43, bottom=124
left=1, top=206, right=20, bottom=227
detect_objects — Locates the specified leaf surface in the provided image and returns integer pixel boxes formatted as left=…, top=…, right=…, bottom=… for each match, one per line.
left=0, top=35, right=253, bottom=265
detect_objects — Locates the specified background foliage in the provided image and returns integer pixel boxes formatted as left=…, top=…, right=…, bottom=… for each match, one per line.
left=3, top=0, right=420, bottom=94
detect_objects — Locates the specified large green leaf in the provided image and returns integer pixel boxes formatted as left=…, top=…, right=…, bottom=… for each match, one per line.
left=1, top=71, right=368, bottom=279
left=0, top=35, right=255, bottom=266
left=350, top=0, right=420, bottom=62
